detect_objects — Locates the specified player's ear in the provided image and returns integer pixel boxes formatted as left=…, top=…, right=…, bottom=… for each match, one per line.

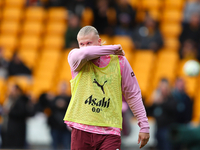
left=98, top=38, right=102, bottom=46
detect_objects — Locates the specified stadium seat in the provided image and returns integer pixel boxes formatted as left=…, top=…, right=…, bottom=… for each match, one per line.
left=160, top=22, right=182, bottom=38
left=32, top=49, right=61, bottom=98
left=148, top=9, right=161, bottom=21
left=30, top=78, right=53, bottom=99
left=0, top=0, right=3, bottom=8
left=193, top=92, right=200, bottom=123
left=3, top=49, right=13, bottom=60
left=0, top=78, right=6, bottom=104
left=182, top=76, right=198, bottom=98
left=177, top=59, right=190, bottom=76
left=132, top=50, right=156, bottom=100
left=0, top=34, right=18, bottom=51
left=164, top=0, right=185, bottom=10
left=141, top=0, right=162, bottom=10
left=157, top=50, right=179, bottom=61
left=4, top=0, right=25, bottom=8
left=40, top=49, right=61, bottom=60
left=81, top=7, right=94, bottom=26
left=0, top=20, right=20, bottom=36
left=162, top=9, right=183, bottom=23
left=176, top=58, right=199, bottom=98
left=163, top=37, right=180, bottom=51
left=2, top=7, right=23, bottom=21
left=128, top=0, right=139, bottom=9
left=19, top=34, right=41, bottom=49
left=58, top=64, right=72, bottom=83
left=22, top=21, right=44, bottom=36
left=100, top=34, right=113, bottom=45
left=24, top=7, right=46, bottom=22
left=0, top=9, right=1, bottom=20
left=7, top=76, right=32, bottom=94
left=113, top=36, right=134, bottom=53
left=34, top=50, right=61, bottom=77
left=42, top=35, right=65, bottom=50
left=18, top=49, right=38, bottom=69
left=152, top=50, right=179, bottom=90
left=57, top=50, right=72, bottom=87
left=45, top=21, right=67, bottom=36
left=47, top=7, right=67, bottom=22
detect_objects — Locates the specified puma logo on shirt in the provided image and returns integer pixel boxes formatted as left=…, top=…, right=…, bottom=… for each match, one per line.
left=93, top=79, right=107, bottom=94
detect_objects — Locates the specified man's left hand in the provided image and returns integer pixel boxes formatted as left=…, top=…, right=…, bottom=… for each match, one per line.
left=138, top=132, right=150, bottom=149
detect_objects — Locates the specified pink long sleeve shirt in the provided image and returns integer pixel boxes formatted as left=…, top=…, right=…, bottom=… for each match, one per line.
left=64, top=45, right=150, bottom=136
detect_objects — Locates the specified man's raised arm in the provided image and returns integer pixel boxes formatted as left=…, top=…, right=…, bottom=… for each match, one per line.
left=68, top=45, right=123, bottom=71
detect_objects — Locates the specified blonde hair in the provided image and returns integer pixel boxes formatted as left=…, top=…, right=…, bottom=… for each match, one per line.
left=77, top=26, right=99, bottom=38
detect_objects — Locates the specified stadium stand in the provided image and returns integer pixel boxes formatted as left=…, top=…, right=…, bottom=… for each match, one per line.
left=0, top=0, right=199, bottom=125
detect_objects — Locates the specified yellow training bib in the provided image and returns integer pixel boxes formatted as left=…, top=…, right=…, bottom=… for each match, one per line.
left=64, top=55, right=122, bottom=129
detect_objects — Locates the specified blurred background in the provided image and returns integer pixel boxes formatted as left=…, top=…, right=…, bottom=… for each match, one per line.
left=0, top=0, right=200, bottom=149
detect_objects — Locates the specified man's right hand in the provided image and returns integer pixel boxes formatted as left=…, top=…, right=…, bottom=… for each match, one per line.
left=114, top=44, right=125, bottom=56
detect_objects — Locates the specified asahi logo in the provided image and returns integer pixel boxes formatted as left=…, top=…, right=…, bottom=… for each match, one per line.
left=85, top=95, right=110, bottom=113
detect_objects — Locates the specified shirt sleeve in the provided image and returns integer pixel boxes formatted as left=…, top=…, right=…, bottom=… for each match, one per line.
left=68, top=45, right=119, bottom=71
left=121, top=56, right=150, bottom=133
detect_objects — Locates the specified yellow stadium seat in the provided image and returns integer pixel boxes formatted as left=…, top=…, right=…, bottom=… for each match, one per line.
left=177, top=59, right=189, bottom=76
left=18, top=49, right=38, bottom=69
left=177, top=59, right=199, bottom=99
left=4, top=0, right=26, bottom=8
left=19, top=35, right=41, bottom=49
left=164, top=0, right=185, bottom=10
left=149, top=9, right=161, bottom=21
left=35, top=64, right=58, bottom=75
left=182, top=76, right=198, bottom=98
left=0, top=0, right=3, bottom=8
left=0, top=78, right=6, bottom=104
left=0, top=9, right=2, bottom=20
left=22, top=21, right=44, bottom=36
left=141, top=0, right=162, bottom=10
left=7, top=76, right=32, bottom=93
left=133, top=50, right=155, bottom=63
left=153, top=68, right=176, bottom=87
left=34, top=50, right=61, bottom=77
left=152, top=50, right=179, bottom=89
left=162, top=9, right=183, bottom=23
left=47, top=7, right=67, bottom=22
left=0, top=34, right=17, bottom=51
left=81, top=7, right=94, bottom=26
left=30, top=78, right=53, bottom=99
left=57, top=50, right=72, bottom=82
left=160, top=22, right=182, bottom=38
left=34, top=69, right=55, bottom=80
left=100, top=34, right=113, bottom=45
left=46, top=21, right=67, bottom=36
left=132, top=50, right=156, bottom=99
left=157, top=50, right=179, bottom=62
left=0, top=20, right=20, bottom=35
left=128, top=0, right=139, bottom=9
left=193, top=92, right=200, bottom=123
left=113, top=36, right=134, bottom=53
left=24, top=7, right=46, bottom=22
left=42, top=35, right=65, bottom=50
left=2, top=7, right=23, bottom=21
left=3, top=49, right=13, bottom=60
left=59, top=66, right=72, bottom=82
left=40, top=50, right=61, bottom=59
left=163, top=38, right=180, bottom=51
